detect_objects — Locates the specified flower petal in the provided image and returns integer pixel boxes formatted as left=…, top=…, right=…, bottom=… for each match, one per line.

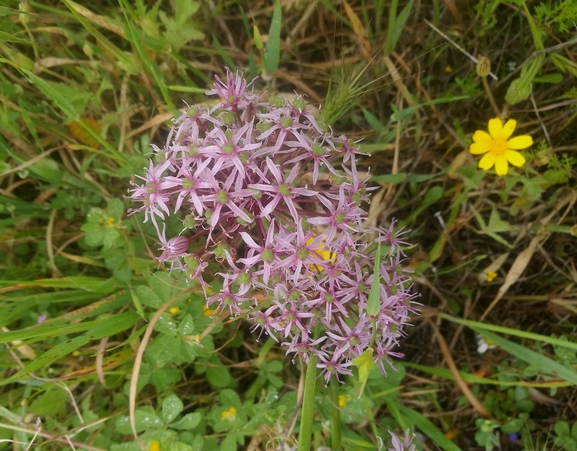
left=505, top=149, right=526, bottom=167
left=473, top=130, right=492, bottom=144
left=501, top=119, right=517, bottom=139
left=507, top=135, right=533, bottom=150
left=479, top=152, right=496, bottom=171
left=494, top=156, right=509, bottom=176
left=470, top=142, right=490, bottom=154
left=488, top=118, right=503, bottom=138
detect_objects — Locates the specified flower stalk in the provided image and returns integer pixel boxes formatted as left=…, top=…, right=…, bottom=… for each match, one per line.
left=298, top=353, right=318, bottom=451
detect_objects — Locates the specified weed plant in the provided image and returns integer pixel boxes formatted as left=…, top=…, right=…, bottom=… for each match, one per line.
left=0, top=0, right=576, bottom=450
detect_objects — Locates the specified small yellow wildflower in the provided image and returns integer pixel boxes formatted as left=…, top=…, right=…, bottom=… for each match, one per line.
left=470, top=118, right=533, bottom=176
left=169, top=307, right=180, bottom=315
left=221, top=406, right=236, bottom=420
left=338, top=394, right=348, bottom=407
left=486, top=271, right=497, bottom=283
left=305, top=236, right=335, bottom=271
left=444, top=65, right=453, bottom=73
left=106, top=217, right=115, bottom=225
left=203, top=304, right=215, bottom=316
left=148, top=440, right=160, bottom=451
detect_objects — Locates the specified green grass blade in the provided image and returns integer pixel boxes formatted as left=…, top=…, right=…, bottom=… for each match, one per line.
left=474, top=329, right=577, bottom=385
left=395, top=402, right=462, bottom=451
left=404, top=362, right=572, bottom=388
left=438, top=313, right=577, bottom=353
left=263, top=0, right=282, bottom=75
left=2, top=312, right=139, bottom=385
left=19, top=69, right=128, bottom=164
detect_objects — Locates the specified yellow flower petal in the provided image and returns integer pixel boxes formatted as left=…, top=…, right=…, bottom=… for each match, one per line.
left=505, top=149, right=526, bottom=167
left=488, top=118, right=503, bottom=138
left=507, top=135, right=533, bottom=150
left=494, top=156, right=509, bottom=175
left=473, top=130, right=492, bottom=143
left=501, top=119, right=517, bottom=139
left=479, top=152, right=496, bottom=171
left=470, top=142, right=490, bottom=154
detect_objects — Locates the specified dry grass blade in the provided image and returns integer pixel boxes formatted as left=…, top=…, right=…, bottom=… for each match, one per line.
left=128, top=298, right=176, bottom=450
left=429, top=319, right=492, bottom=419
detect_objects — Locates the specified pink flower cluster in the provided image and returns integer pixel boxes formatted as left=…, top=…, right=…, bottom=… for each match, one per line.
left=128, top=69, right=417, bottom=381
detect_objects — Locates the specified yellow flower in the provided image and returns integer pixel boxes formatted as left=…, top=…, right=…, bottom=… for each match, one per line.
left=305, top=236, right=335, bottom=271
left=148, top=440, right=160, bottom=451
left=486, top=271, right=497, bottom=282
left=169, top=307, right=180, bottom=315
left=221, top=406, right=236, bottom=419
left=470, top=118, right=532, bottom=176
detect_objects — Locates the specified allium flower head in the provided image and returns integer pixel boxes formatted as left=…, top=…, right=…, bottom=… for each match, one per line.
left=128, top=68, right=417, bottom=381
left=469, top=118, right=532, bottom=176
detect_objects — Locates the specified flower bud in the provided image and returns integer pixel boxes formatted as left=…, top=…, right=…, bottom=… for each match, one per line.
left=476, top=55, right=491, bottom=78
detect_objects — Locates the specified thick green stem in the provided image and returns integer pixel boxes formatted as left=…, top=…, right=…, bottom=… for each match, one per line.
left=330, top=376, right=342, bottom=450
left=298, top=353, right=318, bottom=451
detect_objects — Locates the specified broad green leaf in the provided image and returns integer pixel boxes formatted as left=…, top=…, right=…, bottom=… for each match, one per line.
left=207, top=360, right=231, bottom=388
left=161, top=394, right=184, bottom=424
left=136, top=285, right=164, bottom=308
left=149, top=271, right=173, bottom=302
left=115, top=406, right=163, bottom=433
left=178, top=314, right=195, bottom=335
left=145, top=334, right=179, bottom=366
left=153, top=313, right=178, bottom=336
left=171, top=412, right=202, bottom=430
left=151, top=367, right=182, bottom=391
left=219, top=388, right=241, bottom=408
